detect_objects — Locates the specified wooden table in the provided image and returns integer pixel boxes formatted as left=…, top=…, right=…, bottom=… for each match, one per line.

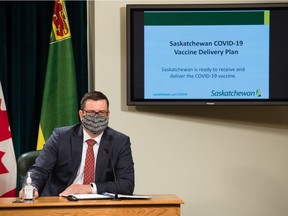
left=0, top=194, right=184, bottom=216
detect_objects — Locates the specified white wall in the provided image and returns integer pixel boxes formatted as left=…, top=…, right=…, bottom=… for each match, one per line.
left=93, top=1, right=288, bottom=215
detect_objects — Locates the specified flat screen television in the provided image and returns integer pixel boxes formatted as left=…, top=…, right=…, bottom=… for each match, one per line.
left=126, top=3, right=288, bottom=105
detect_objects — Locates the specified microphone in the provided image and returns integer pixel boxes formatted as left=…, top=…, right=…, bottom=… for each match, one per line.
left=104, top=147, right=119, bottom=200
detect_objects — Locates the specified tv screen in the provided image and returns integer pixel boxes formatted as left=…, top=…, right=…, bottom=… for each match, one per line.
left=126, top=3, right=288, bottom=105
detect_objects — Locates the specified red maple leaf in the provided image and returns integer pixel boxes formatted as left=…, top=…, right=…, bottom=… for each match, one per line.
left=0, top=98, right=11, bottom=142
left=0, top=151, right=8, bottom=174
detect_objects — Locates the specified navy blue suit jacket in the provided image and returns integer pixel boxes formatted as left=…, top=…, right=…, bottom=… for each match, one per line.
left=29, top=123, right=135, bottom=196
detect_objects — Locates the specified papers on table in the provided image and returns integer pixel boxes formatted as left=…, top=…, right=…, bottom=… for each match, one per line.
left=103, top=192, right=151, bottom=199
left=62, top=193, right=150, bottom=201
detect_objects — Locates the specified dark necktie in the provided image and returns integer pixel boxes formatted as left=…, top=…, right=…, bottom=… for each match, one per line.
left=83, top=139, right=96, bottom=184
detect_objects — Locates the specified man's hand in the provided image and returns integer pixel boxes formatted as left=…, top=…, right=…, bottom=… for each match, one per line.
left=18, top=187, right=39, bottom=200
left=59, top=184, right=92, bottom=196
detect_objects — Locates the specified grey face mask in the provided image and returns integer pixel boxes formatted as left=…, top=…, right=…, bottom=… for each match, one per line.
left=81, top=113, right=109, bottom=134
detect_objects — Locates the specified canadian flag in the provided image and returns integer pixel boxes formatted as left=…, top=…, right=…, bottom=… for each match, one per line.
left=0, top=82, right=16, bottom=197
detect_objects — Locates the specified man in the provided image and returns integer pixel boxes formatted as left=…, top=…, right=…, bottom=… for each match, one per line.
left=19, top=91, right=134, bottom=198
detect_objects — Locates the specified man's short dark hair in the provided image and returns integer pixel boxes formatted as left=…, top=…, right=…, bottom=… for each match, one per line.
left=80, top=91, right=110, bottom=110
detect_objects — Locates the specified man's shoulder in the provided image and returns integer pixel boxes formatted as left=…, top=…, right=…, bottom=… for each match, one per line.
left=105, top=127, right=129, bottom=139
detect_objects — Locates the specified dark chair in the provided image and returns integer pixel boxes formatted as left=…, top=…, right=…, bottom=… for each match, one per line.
left=17, top=150, right=41, bottom=187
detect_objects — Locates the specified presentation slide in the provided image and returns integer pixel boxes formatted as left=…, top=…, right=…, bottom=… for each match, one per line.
left=144, top=11, right=270, bottom=99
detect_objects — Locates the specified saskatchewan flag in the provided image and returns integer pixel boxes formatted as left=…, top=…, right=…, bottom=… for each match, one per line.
left=37, top=0, right=78, bottom=150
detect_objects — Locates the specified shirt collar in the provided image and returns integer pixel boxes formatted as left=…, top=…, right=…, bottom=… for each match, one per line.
left=83, top=128, right=104, bottom=145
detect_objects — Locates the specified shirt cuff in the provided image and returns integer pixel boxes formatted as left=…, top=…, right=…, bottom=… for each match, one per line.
left=90, top=182, right=97, bottom=194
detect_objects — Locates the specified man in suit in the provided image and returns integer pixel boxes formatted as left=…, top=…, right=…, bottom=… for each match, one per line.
left=19, top=91, right=134, bottom=198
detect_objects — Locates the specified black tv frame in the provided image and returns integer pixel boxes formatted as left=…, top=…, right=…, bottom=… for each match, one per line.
left=126, top=3, right=288, bottom=106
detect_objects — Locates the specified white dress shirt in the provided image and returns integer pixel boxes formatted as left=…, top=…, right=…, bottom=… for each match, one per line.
left=72, top=129, right=104, bottom=193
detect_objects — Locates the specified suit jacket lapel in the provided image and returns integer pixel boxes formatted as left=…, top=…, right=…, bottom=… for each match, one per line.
left=68, top=125, right=84, bottom=185
left=96, top=129, right=112, bottom=182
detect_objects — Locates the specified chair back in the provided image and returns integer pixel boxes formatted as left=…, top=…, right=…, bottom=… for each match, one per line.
left=17, top=150, right=41, bottom=186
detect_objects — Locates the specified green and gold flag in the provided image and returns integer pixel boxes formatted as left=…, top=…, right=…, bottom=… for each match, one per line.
left=37, top=0, right=78, bottom=150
